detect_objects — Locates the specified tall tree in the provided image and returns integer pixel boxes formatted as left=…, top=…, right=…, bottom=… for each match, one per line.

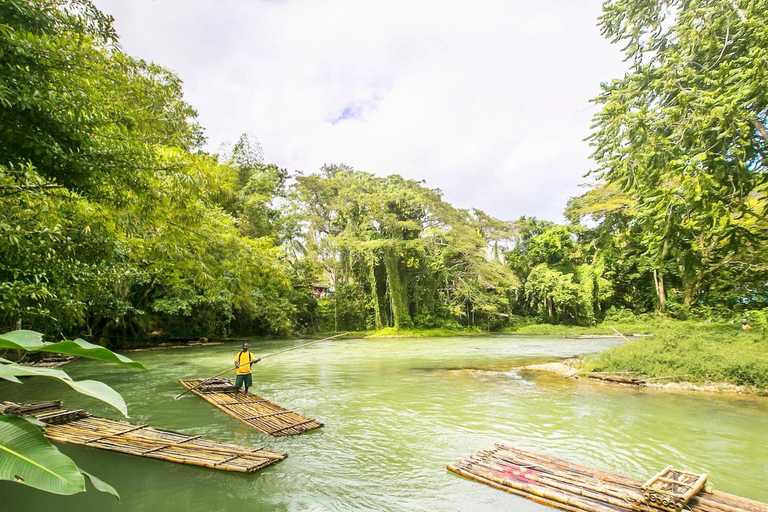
left=589, top=0, right=768, bottom=309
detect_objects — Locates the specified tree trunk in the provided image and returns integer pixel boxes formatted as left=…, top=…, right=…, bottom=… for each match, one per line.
left=368, top=260, right=382, bottom=330
left=683, top=274, right=705, bottom=309
left=384, top=248, right=408, bottom=330
left=653, top=269, right=667, bottom=312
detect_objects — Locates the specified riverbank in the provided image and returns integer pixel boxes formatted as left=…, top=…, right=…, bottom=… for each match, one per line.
left=524, top=360, right=762, bottom=395
left=518, top=319, right=768, bottom=395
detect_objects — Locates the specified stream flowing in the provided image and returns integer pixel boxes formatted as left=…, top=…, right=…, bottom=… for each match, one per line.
left=1, top=335, right=767, bottom=511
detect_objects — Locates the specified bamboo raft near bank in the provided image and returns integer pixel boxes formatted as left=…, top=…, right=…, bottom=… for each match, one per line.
left=19, top=354, right=76, bottom=368
left=179, top=378, right=323, bottom=437
left=0, top=401, right=286, bottom=474
left=448, top=444, right=768, bottom=512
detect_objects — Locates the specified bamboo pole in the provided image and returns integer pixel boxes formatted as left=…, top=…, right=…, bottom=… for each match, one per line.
left=174, top=332, right=349, bottom=400
left=641, top=375, right=689, bottom=382
left=178, top=382, right=322, bottom=436
left=465, top=457, right=642, bottom=511
left=258, top=332, right=350, bottom=360
left=700, top=491, right=768, bottom=512
left=610, top=326, right=633, bottom=343
left=174, top=365, right=244, bottom=400
left=450, top=461, right=627, bottom=512
left=46, top=423, right=285, bottom=460
left=461, top=445, right=768, bottom=512
left=448, top=464, right=590, bottom=512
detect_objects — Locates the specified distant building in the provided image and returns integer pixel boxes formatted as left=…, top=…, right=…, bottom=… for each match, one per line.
left=293, top=282, right=332, bottom=298
left=310, top=283, right=331, bottom=298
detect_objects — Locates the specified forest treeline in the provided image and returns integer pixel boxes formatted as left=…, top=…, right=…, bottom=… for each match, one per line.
left=1, top=0, right=767, bottom=346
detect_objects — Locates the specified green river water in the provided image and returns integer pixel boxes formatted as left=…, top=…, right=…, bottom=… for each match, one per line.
left=1, top=335, right=767, bottom=511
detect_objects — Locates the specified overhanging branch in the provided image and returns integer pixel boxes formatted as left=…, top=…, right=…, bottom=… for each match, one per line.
left=752, top=118, right=768, bottom=144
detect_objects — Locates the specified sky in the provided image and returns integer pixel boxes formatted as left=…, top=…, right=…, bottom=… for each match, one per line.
left=91, top=0, right=627, bottom=222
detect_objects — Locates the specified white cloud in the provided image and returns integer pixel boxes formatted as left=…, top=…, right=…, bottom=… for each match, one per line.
left=92, top=0, right=627, bottom=222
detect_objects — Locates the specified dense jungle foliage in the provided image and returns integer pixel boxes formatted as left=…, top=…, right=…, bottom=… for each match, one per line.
left=1, top=0, right=767, bottom=347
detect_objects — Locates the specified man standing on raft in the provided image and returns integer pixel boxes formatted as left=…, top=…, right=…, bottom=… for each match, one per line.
left=234, top=342, right=260, bottom=395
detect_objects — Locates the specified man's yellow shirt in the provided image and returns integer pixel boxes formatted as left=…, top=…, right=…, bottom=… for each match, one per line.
left=235, top=351, right=253, bottom=375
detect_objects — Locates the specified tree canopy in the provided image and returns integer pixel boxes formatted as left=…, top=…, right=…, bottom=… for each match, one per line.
left=2, top=0, right=768, bottom=342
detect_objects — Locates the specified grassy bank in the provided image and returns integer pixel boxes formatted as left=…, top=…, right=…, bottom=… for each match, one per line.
left=536, top=320, right=768, bottom=393
left=496, top=319, right=768, bottom=393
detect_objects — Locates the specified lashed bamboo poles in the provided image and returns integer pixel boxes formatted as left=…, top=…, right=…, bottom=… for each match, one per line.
left=449, top=444, right=768, bottom=512
left=449, top=465, right=590, bottom=512
left=46, top=423, right=285, bottom=460
left=468, top=451, right=644, bottom=508
left=31, top=410, right=287, bottom=474
left=174, top=365, right=245, bottom=400
left=641, top=467, right=708, bottom=511
left=501, top=445, right=764, bottom=512
left=501, top=446, right=766, bottom=512
left=450, top=447, right=634, bottom=512
left=179, top=379, right=323, bottom=436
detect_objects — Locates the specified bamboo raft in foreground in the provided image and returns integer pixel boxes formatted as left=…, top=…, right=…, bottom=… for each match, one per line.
left=448, top=444, right=768, bottom=512
left=0, top=401, right=286, bottom=474
left=179, top=378, right=323, bottom=436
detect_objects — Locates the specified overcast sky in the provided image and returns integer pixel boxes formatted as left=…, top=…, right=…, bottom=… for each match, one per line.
left=91, top=0, right=627, bottom=222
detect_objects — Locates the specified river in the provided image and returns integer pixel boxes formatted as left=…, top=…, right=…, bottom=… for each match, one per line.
left=2, top=335, right=767, bottom=511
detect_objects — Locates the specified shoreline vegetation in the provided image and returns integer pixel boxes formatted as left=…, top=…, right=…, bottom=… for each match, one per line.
left=110, top=319, right=768, bottom=395
left=514, top=319, right=768, bottom=396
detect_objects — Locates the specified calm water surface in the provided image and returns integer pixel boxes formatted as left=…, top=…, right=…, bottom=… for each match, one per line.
left=1, top=335, right=767, bottom=511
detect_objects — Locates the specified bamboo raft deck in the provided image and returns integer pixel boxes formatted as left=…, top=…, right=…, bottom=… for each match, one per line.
left=0, top=401, right=286, bottom=474
left=19, top=354, right=77, bottom=368
left=448, top=444, right=768, bottom=512
left=179, top=378, right=324, bottom=437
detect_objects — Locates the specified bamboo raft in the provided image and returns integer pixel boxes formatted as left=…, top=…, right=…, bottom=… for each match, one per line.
left=19, top=354, right=76, bottom=368
left=179, top=378, right=323, bottom=437
left=0, top=401, right=286, bottom=474
left=448, top=444, right=768, bottom=512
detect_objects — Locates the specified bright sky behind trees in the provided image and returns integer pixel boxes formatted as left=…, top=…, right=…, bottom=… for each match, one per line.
left=91, top=0, right=626, bottom=222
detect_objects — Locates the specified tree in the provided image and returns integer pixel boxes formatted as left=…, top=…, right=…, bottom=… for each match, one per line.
left=0, top=3, right=294, bottom=341
left=566, top=183, right=660, bottom=313
left=0, top=0, right=202, bottom=336
left=291, top=166, right=519, bottom=331
left=589, top=0, right=768, bottom=310
left=0, top=0, right=202, bottom=200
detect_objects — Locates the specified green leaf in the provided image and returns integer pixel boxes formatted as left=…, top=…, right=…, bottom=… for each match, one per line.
left=0, top=358, right=22, bottom=383
left=80, top=470, right=120, bottom=501
left=0, top=415, right=85, bottom=495
left=38, top=339, right=147, bottom=370
left=0, top=331, right=146, bottom=370
left=23, top=417, right=46, bottom=429
left=0, top=365, right=128, bottom=417
left=0, top=364, right=73, bottom=381
left=0, top=330, right=44, bottom=350
left=62, top=379, right=128, bottom=417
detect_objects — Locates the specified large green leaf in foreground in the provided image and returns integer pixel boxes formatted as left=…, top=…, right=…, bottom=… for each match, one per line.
left=0, top=331, right=147, bottom=370
left=0, top=365, right=128, bottom=417
left=81, top=470, right=120, bottom=501
left=0, top=415, right=85, bottom=495
left=0, top=330, right=44, bottom=350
